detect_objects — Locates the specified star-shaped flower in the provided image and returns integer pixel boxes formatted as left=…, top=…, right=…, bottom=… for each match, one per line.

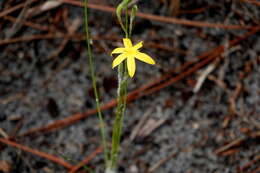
left=111, top=38, right=155, bottom=78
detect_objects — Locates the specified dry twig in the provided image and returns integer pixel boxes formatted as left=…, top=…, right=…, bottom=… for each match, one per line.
left=214, top=131, right=260, bottom=155
left=0, top=138, right=73, bottom=169
left=148, top=151, right=178, bottom=173
left=3, top=15, right=49, bottom=31
left=61, top=0, right=256, bottom=30
left=68, top=146, right=102, bottom=173
left=6, top=0, right=33, bottom=38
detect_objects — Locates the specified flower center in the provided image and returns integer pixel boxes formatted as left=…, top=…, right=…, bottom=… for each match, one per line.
left=125, top=48, right=137, bottom=55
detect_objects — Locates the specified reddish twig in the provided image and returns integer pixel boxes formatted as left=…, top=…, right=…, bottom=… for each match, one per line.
left=0, top=138, right=73, bottom=169
left=0, top=3, right=27, bottom=18
left=6, top=0, right=33, bottom=38
left=214, top=137, right=245, bottom=155
left=0, top=0, right=258, bottom=31
left=60, top=0, right=257, bottom=30
left=179, top=5, right=215, bottom=14
left=20, top=101, right=116, bottom=136
left=0, top=33, right=113, bottom=46
left=135, top=12, right=254, bottom=30
left=3, top=15, right=49, bottom=31
left=0, top=33, right=63, bottom=46
left=4, top=0, right=256, bottom=30
left=19, top=28, right=259, bottom=137
left=0, top=0, right=38, bottom=18
left=215, top=131, right=260, bottom=155
left=68, top=146, right=103, bottom=173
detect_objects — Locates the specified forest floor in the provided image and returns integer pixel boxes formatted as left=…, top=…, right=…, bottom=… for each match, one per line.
left=0, top=0, right=260, bottom=173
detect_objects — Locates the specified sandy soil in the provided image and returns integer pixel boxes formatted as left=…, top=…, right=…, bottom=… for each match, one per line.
left=0, top=0, right=259, bottom=173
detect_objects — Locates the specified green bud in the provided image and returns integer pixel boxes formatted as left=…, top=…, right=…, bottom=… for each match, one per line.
left=129, top=5, right=138, bottom=36
left=116, top=0, right=132, bottom=36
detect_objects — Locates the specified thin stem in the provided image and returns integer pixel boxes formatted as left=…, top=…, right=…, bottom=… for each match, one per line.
left=109, top=5, right=129, bottom=170
left=125, top=6, right=129, bottom=38
left=83, top=0, right=109, bottom=167
left=110, top=63, right=124, bottom=169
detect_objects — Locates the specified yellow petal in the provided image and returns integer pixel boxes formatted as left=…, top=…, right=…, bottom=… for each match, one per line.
left=123, top=38, right=132, bottom=48
left=133, top=41, right=143, bottom=50
left=112, top=53, right=127, bottom=68
left=111, top=48, right=125, bottom=56
left=127, top=57, right=136, bottom=78
left=135, top=52, right=155, bottom=65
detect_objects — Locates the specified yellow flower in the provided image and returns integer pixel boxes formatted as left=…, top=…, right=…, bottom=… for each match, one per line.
left=111, top=38, right=155, bottom=78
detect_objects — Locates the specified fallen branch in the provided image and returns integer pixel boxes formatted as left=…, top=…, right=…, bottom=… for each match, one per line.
left=60, top=0, right=257, bottom=30
left=0, top=138, right=73, bottom=169
left=3, top=15, right=49, bottom=31
left=0, top=0, right=38, bottom=18
left=68, top=146, right=103, bottom=173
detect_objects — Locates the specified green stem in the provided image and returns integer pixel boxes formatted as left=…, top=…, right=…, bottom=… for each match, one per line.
left=110, top=63, right=128, bottom=169
left=83, top=0, right=109, bottom=167
left=109, top=5, right=129, bottom=170
left=125, top=6, right=129, bottom=38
